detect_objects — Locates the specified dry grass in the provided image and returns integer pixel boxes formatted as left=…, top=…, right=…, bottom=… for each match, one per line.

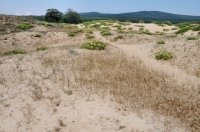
left=39, top=48, right=199, bottom=131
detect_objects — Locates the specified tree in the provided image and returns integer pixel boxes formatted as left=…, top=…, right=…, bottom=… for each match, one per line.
left=45, top=8, right=63, bottom=22
left=63, top=9, right=81, bottom=24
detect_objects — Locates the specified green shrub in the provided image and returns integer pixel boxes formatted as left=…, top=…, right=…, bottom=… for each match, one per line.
left=34, top=34, right=41, bottom=37
left=80, top=40, right=106, bottom=50
left=0, top=27, right=5, bottom=31
left=187, top=36, right=197, bottom=40
left=171, top=28, right=178, bottom=30
left=163, top=29, right=169, bottom=32
left=3, top=49, right=26, bottom=55
left=167, top=34, right=177, bottom=38
left=68, top=32, right=75, bottom=36
left=36, top=46, right=48, bottom=51
left=155, top=31, right=165, bottom=35
left=163, top=21, right=173, bottom=26
left=192, top=25, right=200, bottom=31
left=128, top=27, right=133, bottom=30
left=90, top=24, right=101, bottom=29
left=198, top=32, right=200, bottom=35
left=175, top=27, right=190, bottom=34
left=100, top=27, right=111, bottom=36
left=87, top=29, right=93, bottom=34
left=38, top=22, right=53, bottom=27
left=154, top=49, right=173, bottom=60
left=139, top=28, right=152, bottom=35
left=17, top=22, right=34, bottom=29
left=86, top=34, right=95, bottom=39
left=139, top=20, right=144, bottom=23
left=113, top=35, right=124, bottom=41
left=157, top=40, right=165, bottom=44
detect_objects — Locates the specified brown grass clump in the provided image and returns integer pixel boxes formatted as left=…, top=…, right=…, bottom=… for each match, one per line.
left=63, top=50, right=199, bottom=131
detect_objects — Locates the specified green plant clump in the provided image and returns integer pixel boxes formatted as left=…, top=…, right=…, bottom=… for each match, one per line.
left=0, top=27, right=5, bottom=31
left=68, top=32, right=75, bottom=36
left=36, top=46, right=48, bottom=51
left=187, top=36, right=197, bottom=40
left=17, top=22, right=34, bottom=29
left=193, top=25, right=200, bottom=31
left=157, top=40, right=165, bottom=44
left=100, top=27, right=111, bottom=36
left=80, top=40, right=106, bottom=50
left=175, top=27, right=190, bottom=34
left=3, top=49, right=26, bottom=55
left=34, top=34, right=41, bottom=37
left=154, top=49, right=173, bottom=60
left=113, top=35, right=124, bottom=41
left=86, top=33, right=95, bottom=39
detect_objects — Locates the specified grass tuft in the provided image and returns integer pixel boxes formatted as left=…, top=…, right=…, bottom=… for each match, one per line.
left=3, top=49, right=26, bottom=55
left=36, top=46, right=48, bottom=51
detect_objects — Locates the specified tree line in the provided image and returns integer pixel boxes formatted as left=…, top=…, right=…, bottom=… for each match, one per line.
left=44, top=8, right=81, bottom=24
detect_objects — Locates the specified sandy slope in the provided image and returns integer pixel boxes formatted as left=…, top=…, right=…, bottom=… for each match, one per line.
left=1, top=19, right=199, bottom=132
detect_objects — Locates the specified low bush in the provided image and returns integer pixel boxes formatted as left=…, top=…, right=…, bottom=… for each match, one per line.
left=163, top=29, right=169, bottom=32
left=3, top=49, right=26, bottom=55
left=80, top=40, right=106, bottom=50
left=175, top=27, right=190, bottom=34
left=36, top=46, right=48, bottom=51
left=113, top=35, right=124, bottom=41
left=0, top=27, right=5, bottom=31
left=192, top=25, right=200, bottom=31
left=17, top=22, right=34, bottom=29
left=38, top=22, right=53, bottom=27
left=68, top=32, right=75, bottom=36
left=34, top=34, right=41, bottom=37
left=86, top=33, right=95, bottom=39
left=171, top=28, right=178, bottom=30
left=157, top=40, right=165, bottom=44
left=100, top=27, right=111, bottom=36
left=154, top=49, right=173, bottom=60
left=187, top=36, right=197, bottom=40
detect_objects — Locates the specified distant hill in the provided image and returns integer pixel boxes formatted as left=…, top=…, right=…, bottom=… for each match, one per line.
left=80, top=11, right=200, bottom=23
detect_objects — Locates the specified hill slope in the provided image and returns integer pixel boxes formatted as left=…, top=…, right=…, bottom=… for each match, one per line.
left=80, top=11, right=200, bottom=23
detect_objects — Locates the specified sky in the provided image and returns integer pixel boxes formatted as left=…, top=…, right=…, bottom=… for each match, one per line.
left=0, top=0, right=200, bottom=16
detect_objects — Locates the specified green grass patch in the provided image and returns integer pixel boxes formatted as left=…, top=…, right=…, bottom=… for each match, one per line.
left=186, top=36, right=197, bottom=40
left=34, top=34, right=41, bottom=37
left=192, top=25, right=200, bottom=31
left=86, top=33, right=95, bottom=39
left=3, top=49, right=26, bottom=55
left=36, top=46, right=48, bottom=51
left=163, top=29, right=169, bottom=32
left=0, top=27, right=5, bottom=31
left=171, top=28, right=178, bottom=30
left=38, top=22, right=53, bottom=27
left=154, top=49, right=173, bottom=60
left=80, top=40, right=106, bottom=50
left=134, top=25, right=145, bottom=27
left=17, top=22, right=34, bottom=29
left=113, top=35, right=124, bottom=41
left=100, top=27, right=111, bottom=36
left=175, top=27, right=190, bottom=34
left=157, top=40, right=165, bottom=44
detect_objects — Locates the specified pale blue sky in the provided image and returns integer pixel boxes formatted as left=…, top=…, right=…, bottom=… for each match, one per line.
left=0, top=0, right=200, bottom=16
